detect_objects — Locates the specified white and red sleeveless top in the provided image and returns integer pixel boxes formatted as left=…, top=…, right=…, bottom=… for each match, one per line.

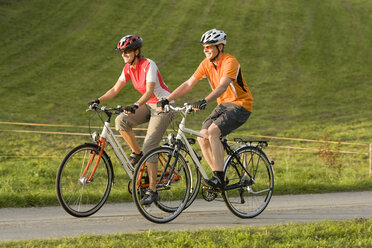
left=119, top=58, right=171, bottom=104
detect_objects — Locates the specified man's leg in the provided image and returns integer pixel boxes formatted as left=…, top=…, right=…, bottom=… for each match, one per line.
left=207, top=123, right=224, bottom=171
left=198, top=123, right=225, bottom=189
left=197, top=129, right=215, bottom=170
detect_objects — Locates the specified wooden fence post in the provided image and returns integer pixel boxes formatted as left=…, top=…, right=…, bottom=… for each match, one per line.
left=370, top=144, right=372, bottom=178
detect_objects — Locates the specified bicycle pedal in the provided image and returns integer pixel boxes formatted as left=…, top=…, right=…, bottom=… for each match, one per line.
left=142, top=204, right=152, bottom=209
left=202, top=185, right=221, bottom=193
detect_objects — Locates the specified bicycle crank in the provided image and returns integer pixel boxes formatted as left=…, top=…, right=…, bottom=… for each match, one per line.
left=201, top=186, right=218, bottom=201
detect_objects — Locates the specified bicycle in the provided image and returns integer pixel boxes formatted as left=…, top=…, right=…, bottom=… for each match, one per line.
left=56, top=104, right=190, bottom=222
left=132, top=103, right=274, bottom=222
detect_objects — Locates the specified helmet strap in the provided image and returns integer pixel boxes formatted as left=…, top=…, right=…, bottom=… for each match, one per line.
left=210, top=45, right=221, bottom=63
left=130, top=50, right=140, bottom=65
left=130, top=56, right=136, bottom=65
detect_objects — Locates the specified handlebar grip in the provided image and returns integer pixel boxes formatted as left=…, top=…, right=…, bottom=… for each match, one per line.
left=164, top=105, right=170, bottom=112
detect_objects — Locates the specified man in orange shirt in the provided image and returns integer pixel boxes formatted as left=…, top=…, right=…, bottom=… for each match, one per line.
left=158, top=29, right=253, bottom=189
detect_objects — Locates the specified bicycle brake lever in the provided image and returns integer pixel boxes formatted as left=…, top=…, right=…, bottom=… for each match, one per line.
left=115, top=105, right=124, bottom=114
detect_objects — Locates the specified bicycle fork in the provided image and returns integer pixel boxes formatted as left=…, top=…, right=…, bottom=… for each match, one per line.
left=79, top=137, right=107, bottom=184
left=135, top=144, right=182, bottom=191
left=158, top=142, right=182, bottom=188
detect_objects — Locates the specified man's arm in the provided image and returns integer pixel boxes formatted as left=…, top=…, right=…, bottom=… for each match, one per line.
left=167, top=76, right=199, bottom=102
left=204, top=76, right=232, bottom=103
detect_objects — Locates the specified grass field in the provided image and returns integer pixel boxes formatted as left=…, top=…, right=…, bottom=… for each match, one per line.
left=1, top=0, right=372, bottom=207
left=0, top=130, right=370, bottom=208
left=1, top=218, right=372, bottom=247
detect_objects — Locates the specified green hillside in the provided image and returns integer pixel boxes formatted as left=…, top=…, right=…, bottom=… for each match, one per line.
left=1, top=0, right=372, bottom=208
left=1, top=0, right=372, bottom=141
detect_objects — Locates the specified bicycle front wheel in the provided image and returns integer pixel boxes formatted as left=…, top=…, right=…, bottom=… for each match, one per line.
left=132, top=146, right=190, bottom=223
left=223, top=145, right=274, bottom=218
left=56, top=143, right=113, bottom=217
left=179, top=147, right=201, bottom=209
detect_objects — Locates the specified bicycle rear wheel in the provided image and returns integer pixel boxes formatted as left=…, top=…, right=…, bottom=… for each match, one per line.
left=56, top=143, right=113, bottom=217
left=132, top=146, right=190, bottom=223
left=223, top=145, right=274, bottom=218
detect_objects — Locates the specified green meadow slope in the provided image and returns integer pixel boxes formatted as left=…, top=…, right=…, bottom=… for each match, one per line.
left=1, top=0, right=372, bottom=208
left=1, top=0, right=372, bottom=141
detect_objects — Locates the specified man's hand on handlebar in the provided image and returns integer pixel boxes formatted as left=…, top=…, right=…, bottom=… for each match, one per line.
left=192, top=99, right=207, bottom=111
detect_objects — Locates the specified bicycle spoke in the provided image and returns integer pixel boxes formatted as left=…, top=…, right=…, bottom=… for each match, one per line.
left=132, top=147, right=190, bottom=223
left=56, top=144, right=113, bottom=217
left=223, top=146, right=273, bottom=218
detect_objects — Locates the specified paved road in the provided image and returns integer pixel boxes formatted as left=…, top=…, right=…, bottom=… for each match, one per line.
left=1, top=191, right=372, bottom=241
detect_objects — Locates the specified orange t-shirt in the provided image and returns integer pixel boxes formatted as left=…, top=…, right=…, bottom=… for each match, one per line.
left=193, top=53, right=253, bottom=112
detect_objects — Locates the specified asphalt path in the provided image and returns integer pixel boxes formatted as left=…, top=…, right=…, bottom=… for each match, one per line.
left=1, top=191, right=372, bottom=241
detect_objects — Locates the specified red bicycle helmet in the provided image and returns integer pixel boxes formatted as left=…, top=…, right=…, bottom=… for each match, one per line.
left=116, top=35, right=143, bottom=51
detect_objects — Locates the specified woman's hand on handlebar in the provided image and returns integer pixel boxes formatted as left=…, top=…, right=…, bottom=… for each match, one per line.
left=88, top=99, right=100, bottom=109
left=157, top=99, right=169, bottom=110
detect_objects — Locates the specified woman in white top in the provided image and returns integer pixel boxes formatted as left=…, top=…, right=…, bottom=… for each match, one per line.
left=89, top=35, right=173, bottom=205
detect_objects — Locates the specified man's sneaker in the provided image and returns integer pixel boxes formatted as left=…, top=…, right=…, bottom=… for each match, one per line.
left=203, top=176, right=224, bottom=189
left=140, top=190, right=159, bottom=205
left=129, top=152, right=143, bottom=166
left=203, top=171, right=225, bottom=190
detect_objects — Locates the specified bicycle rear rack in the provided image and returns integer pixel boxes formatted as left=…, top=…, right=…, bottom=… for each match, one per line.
left=233, top=138, right=269, bottom=147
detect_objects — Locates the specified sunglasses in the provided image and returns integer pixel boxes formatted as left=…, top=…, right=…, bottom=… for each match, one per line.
left=120, top=49, right=134, bottom=55
left=203, top=45, right=214, bottom=50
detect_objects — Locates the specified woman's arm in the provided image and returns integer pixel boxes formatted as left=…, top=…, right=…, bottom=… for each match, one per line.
left=98, top=80, right=126, bottom=102
left=136, top=81, right=155, bottom=106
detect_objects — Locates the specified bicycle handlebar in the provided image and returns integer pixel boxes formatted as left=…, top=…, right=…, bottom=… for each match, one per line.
left=87, top=104, right=124, bottom=115
left=160, top=103, right=194, bottom=115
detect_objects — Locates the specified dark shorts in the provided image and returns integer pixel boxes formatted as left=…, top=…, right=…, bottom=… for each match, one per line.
left=202, top=102, right=251, bottom=136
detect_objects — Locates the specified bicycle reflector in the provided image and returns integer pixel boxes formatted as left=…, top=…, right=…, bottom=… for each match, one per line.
left=92, top=131, right=100, bottom=142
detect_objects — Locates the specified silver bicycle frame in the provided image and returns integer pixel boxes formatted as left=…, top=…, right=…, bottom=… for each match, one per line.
left=171, top=105, right=210, bottom=180
left=100, top=121, right=134, bottom=179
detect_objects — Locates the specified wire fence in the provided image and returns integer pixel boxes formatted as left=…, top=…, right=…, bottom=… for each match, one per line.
left=1, top=121, right=371, bottom=176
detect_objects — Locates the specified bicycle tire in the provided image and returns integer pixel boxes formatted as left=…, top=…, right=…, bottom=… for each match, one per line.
left=56, top=143, right=113, bottom=217
left=132, top=146, right=190, bottom=223
left=222, top=145, right=274, bottom=218
left=179, top=147, right=201, bottom=209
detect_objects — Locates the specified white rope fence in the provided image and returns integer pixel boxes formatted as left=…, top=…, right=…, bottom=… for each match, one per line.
left=1, top=121, right=371, bottom=177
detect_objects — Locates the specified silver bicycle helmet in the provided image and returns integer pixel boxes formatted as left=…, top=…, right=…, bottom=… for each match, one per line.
left=199, top=29, right=226, bottom=45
